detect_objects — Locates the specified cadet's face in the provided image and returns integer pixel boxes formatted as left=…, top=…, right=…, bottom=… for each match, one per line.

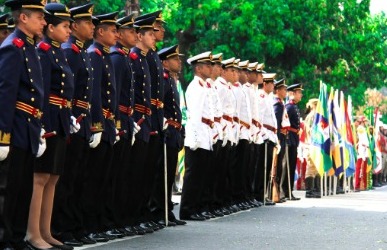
left=293, top=90, right=303, bottom=102
left=166, top=56, right=182, bottom=73
left=233, top=69, right=240, bottom=82
left=239, top=70, right=247, bottom=83
left=23, top=11, right=46, bottom=37
left=276, top=86, right=287, bottom=99
left=211, top=64, right=221, bottom=78
left=139, top=30, right=156, bottom=49
left=100, top=25, right=118, bottom=47
left=223, top=68, right=235, bottom=82
left=74, top=19, right=95, bottom=41
left=247, top=71, right=257, bottom=83
left=48, top=20, right=71, bottom=43
left=264, top=81, right=274, bottom=93
left=153, top=21, right=165, bottom=42
left=257, top=73, right=263, bottom=84
left=199, top=62, right=212, bottom=79
left=119, top=28, right=137, bottom=48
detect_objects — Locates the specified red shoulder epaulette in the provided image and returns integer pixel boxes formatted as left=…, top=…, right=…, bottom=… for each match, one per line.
left=163, top=72, right=169, bottom=79
left=117, top=48, right=125, bottom=55
left=130, top=52, right=138, bottom=60
left=71, top=43, right=80, bottom=53
left=39, top=42, right=51, bottom=52
left=12, top=38, right=24, bottom=48
left=94, top=48, right=102, bottom=56
left=207, top=82, right=211, bottom=88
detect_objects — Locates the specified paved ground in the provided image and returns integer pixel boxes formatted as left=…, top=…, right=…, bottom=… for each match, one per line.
left=82, top=187, right=387, bottom=250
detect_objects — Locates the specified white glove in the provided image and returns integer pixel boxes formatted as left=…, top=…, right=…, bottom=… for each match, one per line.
left=133, top=121, right=141, bottom=134
left=114, top=128, right=120, bottom=144
left=212, top=134, right=218, bottom=145
left=275, top=144, right=281, bottom=155
left=70, top=116, right=81, bottom=134
left=163, top=118, right=169, bottom=131
left=36, top=129, right=47, bottom=158
left=0, top=146, right=10, bottom=161
left=89, top=132, right=102, bottom=148
left=222, top=138, right=228, bottom=147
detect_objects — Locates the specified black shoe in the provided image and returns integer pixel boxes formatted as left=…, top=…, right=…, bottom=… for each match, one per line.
left=74, top=235, right=95, bottom=245
left=221, top=207, right=231, bottom=215
left=49, top=244, right=73, bottom=250
left=171, top=218, right=187, bottom=225
left=148, top=221, right=164, bottom=230
left=99, top=232, right=116, bottom=241
left=53, top=233, right=83, bottom=247
left=86, top=233, right=109, bottom=243
left=138, top=223, right=154, bottom=234
left=25, top=240, right=59, bottom=250
left=230, top=204, right=241, bottom=212
left=289, top=195, right=301, bottom=201
left=157, top=219, right=177, bottom=227
left=201, top=211, right=215, bottom=219
left=279, top=197, right=287, bottom=203
left=105, top=229, right=124, bottom=238
left=119, top=226, right=136, bottom=237
left=180, top=213, right=206, bottom=221
left=264, top=199, right=276, bottom=206
left=132, top=226, right=147, bottom=235
left=211, top=209, right=224, bottom=217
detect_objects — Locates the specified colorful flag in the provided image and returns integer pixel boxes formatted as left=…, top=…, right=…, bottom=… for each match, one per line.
left=342, top=94, right=356, bottom=177
left=310, top=82, right=332, bottom=175
left=330, top=88, right=344, bottom=177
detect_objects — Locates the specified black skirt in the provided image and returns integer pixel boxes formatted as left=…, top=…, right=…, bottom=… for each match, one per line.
left=35, top=136, right=67, bottom=175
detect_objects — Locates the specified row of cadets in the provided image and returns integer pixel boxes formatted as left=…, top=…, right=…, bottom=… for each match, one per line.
left=0, top=0, right=47, bottom=249
left=282, top=83, right=303, bottom=200
left=0, top=13, right=15, bottom=44
left=243, top=62, right=264, bottom=206
left=107, top=13, right=139, bottom=236
left=150, top=45, right=186, bottom=226
left=80, top=11, right=120, bottom=241
left=232, top=59, right=254, bottom=209
left=126, top=15, right=158, bottom=233
left=203, top=52, right=225, bottom=218
left=180, top=51, right=214, bottom=221
left=52, top=3, right=97, bottom=246
left=28, top=3, right=76, bottom=250
left=255, top=73, right=278, bottom=205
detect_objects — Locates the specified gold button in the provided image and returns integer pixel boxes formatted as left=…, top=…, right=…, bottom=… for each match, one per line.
left=144, top=98, right=146, bottom=101
left=107, top=91, right=110, bottom=94
left=84, top=96, right=87, bottom=99
left=108, top=82, right=111, bottom=86
left=26, top=58, right=28, bottom=62
left=62, top=74, right=65, bottom=77
left=28, top=118, right=31, bottom=122
left=108, top=73, right=111, bottom=77
left=108, top=99, right=111, bottom=103
left=86, top=87, right=89, bottom=89
left=61, top=82, right=64, bottom=86
left=142, top=91, right=144, bottom=94
left=60, top=90, right=64, bottom=93
left=56, top=59, right=59, bottom=63
left=106, top=65, right=108, bottom=68
left=28, top=69, right=31, bottom=72
left=31, top=88, right=35, bottom=92
left=31, top=97, right=35, bottom=102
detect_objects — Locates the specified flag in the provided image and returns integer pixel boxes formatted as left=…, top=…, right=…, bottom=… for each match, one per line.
left=342, top=94, right=356, bottom=177
left=373, top=109, right=383, bottom=174
left=330, top=88, right=344, bottom=177
left=310, top=82, right=332, bottom=175
left=176, top=79, right=186, bottom=174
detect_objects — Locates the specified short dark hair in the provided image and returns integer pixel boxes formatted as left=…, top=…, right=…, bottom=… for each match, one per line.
left=12, top=9, right=33, bottom=26
left=136, top=28, right=152, bottom=35
left=93, top=23, right=111, bottom=38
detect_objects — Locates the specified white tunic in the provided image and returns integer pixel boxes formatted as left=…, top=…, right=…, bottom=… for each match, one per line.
left=257, top=89, right=278, bottom=144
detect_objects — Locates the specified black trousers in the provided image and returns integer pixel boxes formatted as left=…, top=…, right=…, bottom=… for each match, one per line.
left=81, top=141, right=113, bottom=232
left=247, top=144, right=259, bottom=199
left=201, top=140, right=221, bottom=211
left=226, top=145, right=237, bottom=205
left=214, top=142, right=231, bottom=208
left=232, top=139, right=250, bottom=203
left=141, top=135, right=163, bottom=222
left=102, top=138, right=132, bottom=228
left=52, top=135, right=90, bottom=234
left=150, top=145, right=179, bottom=220
left=254, top=141, right=274, bottom=201
left=180, top=147, right=210, bottom=217
left=126, top=139, right=148, bottom=225
left=281, top=145, right=297, bottom=197
left=0, top=147, right=34, bottom=249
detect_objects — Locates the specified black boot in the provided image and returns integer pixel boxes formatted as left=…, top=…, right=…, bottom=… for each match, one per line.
left=305, top=177, right=315, bottom=198
left=314, top=174, right=322, bottom=198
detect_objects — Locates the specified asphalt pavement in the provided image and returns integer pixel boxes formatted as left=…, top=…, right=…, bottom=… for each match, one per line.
left=82, top=186, right=387, bottom=250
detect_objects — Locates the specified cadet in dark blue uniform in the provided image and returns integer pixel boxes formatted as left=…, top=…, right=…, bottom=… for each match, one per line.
left=106, top=14, right=138, bottom=237
left=126, top=16, right=157, bottom=233
left=135, top=11, right=166, bottom=228
left=51, top=3, right=96, bottom=247
left=26, top=3, right=75, bottom=250
left=0, top=1, right=46, bottom=249
left=283, top=83, right=303, bottom=200
left=81, top=12, right=119, bottom=241
left=272, top=79, right=288, bottom=203
left=0, top=13, right=10, bottom=44
left=151, top=45, right=186, bottom=226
